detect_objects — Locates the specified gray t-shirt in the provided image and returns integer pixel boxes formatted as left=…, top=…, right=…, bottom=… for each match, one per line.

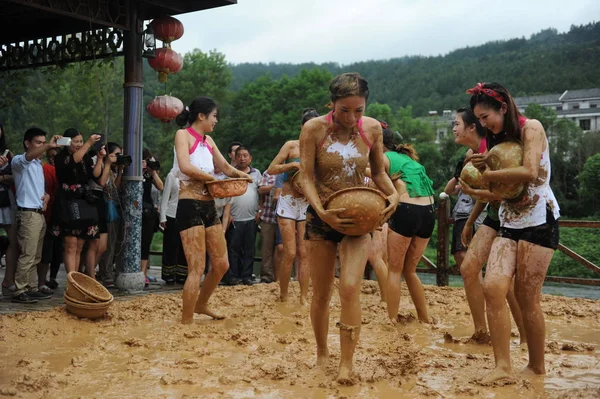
left=230, top=167, right=262, bottom=222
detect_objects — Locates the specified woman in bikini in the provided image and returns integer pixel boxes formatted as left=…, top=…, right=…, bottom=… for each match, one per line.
left=267, top=108, right=319, bottom=305
left=299, top=73, right=399, bottom=383
left=453, top=106, right=526, bottom=344
left=463, top=82, right=560, bottom=383
left=174, top=96, right=253, bottom=324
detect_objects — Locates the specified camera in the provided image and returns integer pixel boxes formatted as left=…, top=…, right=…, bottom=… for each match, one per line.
left=115, top=154, right=132, bottom=167
left=76, top=186, right=98, bottom=204
left=145, top=159, right=160, bottom=171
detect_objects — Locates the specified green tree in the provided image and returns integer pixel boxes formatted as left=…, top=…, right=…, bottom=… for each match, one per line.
left=579, top=153, right=600, bottom=215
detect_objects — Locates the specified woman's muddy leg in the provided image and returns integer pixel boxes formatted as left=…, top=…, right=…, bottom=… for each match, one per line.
left=402, top=237, right=430, bottom=323
left=481, top=237, right=517, bottom=384
left=195, top=224, right=229, bottom=319
left=460, top=225, right=495, bottom=337
left=337, top=234, right=370, bottom=382
left=296, top=221, right=309, bottom=305
left=180, top=225, right=206, bottom=324
left=385, top=229, right=411, bottom=321
left=308, top=240, right=336, bottom=366
left=277, top=217, right=297, bottom=302
left=368, top=230, right=388, bottom=303
left=506, top=277, right=527, bottom=344
left=514, top=241, right=554, bottom=375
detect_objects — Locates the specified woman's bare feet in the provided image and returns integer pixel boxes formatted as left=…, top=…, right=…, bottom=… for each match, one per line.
left=336, top=363, right=356, bottom=385
left=521, top=364, right=545, bottom=376
left=194, top=306, right=225, bottom=320
left=480, top=366, right=511, bottom=384
left=316, top=348, right=329, bottom=368
left=299, top=295, right=308, bottom=306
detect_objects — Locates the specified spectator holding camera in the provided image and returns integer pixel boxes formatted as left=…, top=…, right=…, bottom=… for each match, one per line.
left=52, top=128, right=102, bottom=275
left=141, top=148, right=164, bottom=286
left=10, top=128, right=58, bottom=303
left=98, top=142, right=126, bottom=286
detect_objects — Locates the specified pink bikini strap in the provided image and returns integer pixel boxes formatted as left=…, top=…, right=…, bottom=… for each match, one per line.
left=319, top=111, right=371, bottom=149
left=478, top=137, right=487, bottom=154
left=186, top=126, right=213, bottom=155
left=518, top=115, right=528, bottom=129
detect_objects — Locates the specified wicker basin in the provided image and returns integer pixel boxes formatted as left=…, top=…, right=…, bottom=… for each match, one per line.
left=67, top=272, right=113, bottom=303
left=64, top=294, right=112, bottom=320
left=486, top=141, right=526, bottom=199
left=324, top=187, right=388, bottom=236
left=206, top=178, right=249, bottom=199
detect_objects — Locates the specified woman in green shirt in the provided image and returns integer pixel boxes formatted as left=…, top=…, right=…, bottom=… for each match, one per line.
left=382, top=126, right=434, bottom=324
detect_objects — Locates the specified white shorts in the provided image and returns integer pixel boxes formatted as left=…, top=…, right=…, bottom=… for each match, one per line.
left=276, top=194, right=308, bottom=221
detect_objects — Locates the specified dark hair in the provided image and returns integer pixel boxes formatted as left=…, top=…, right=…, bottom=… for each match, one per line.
left=457, top=107, right=485, bottom=138
left=23, top=127, right=47, bottom=148
left=143, top=148, right=154, bottom=160
left=234, top=145, right=251, bottom=157
left=63, top=128, right=81, bottom=139
left=107, top=142, right=121, bottom=154
left=301, top=108, right=319, bottom=126
left=227, top=141, right=243, bottom=154
left=0, top=123, right=6, bottom=153
left=329, top=72, right=369, bottom=104
left=468, top=82, right=522, bottom=144
left=382, top=127, right=419, bottom=161
left=175, top=96, right=218, bottom=127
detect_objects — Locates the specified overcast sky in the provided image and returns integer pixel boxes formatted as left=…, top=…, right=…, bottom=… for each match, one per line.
left=170, top=0, right=599, bottom=65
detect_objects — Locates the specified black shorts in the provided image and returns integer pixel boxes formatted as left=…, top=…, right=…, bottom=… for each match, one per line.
left=141, top=207, right=158, bottom=260
left=92, top=190, right=108, bottom=234
left=176, top=199, right=220, bottom=232
left=388, top=203, right=435, bottom=239
left=499, top=208, right=559, bottom=250
left=41, top=230, right=62, bottom=265
left=304, top=205, right=345, bottom=243
left=451, top=218, right=468, bottom=254
left=482, top=215, right=500, bottom=232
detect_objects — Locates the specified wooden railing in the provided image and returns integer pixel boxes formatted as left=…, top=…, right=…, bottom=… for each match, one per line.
left=431, top=194, right=600, bottom=287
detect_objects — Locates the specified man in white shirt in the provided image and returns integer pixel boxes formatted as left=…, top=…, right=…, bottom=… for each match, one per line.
left=11, top=128, right=58, bottom=304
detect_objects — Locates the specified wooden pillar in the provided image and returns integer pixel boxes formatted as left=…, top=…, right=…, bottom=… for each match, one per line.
left=436, top=193, right=451, bottom=287
left=115, top=2, right=145, bottom=292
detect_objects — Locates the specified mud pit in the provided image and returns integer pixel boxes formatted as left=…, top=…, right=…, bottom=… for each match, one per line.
left=0, top=281, right=598, bottom=398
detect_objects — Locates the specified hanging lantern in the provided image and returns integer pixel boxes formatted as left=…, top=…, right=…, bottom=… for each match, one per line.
left=147, top=95, right=184, bottom=123
left=150, top=16, right=184, bottom=47
left=147, top=47, right=183, bottom=83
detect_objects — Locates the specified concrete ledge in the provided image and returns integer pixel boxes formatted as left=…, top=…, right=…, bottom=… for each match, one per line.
left=115, top=272, right=145, bottom=293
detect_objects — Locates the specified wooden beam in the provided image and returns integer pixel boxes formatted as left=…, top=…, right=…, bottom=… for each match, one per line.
left=558, top=220, right=600, bottom=228
left=557, top=243, right=600, bottom=276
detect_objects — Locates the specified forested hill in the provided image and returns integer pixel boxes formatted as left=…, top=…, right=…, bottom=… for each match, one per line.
left=229, top=22, right=600, bottom=116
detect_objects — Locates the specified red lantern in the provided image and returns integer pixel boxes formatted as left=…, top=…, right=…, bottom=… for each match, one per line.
left=148, top=47, right=183, bottom=83
left=150, top=16, right=184, bottom=47
left=147, top=95, right=184, bottom=123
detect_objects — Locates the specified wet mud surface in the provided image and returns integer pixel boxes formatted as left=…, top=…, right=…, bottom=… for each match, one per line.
left=0, top=281, right=598, bottom=398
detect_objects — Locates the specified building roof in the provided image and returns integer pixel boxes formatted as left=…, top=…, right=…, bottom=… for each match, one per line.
left=514, top=93, right=561, bottom=107
left=560, top=88, right=600, bottom=101
left=0, top=1, right=236, bottom=45
left=557, top=108, right=600, bottom=116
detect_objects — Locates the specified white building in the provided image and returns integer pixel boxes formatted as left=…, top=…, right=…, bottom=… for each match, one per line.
left=515, top=88, right=600, bottom=132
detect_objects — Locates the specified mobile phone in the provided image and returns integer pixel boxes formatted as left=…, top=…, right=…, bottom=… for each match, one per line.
left=57, top=137, right=71, bottom=146
left=91, top=134, right=105, bottom=153
left=1, top=149, right=8, bottom=157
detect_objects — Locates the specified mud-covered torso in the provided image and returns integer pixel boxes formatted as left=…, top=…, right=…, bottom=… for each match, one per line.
left=314, top=114, right=370, bottom=204
left=281, top=141, right=302, bottom=198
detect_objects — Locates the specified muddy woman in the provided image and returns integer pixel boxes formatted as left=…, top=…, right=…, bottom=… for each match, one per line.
left=266, top=108, right=319, bottom=305
left=381, top=126, right=435, bottom=324
left=453, top=106, right=526, bottom=344
left=298, top=73, right=399, bottom=383
left=173, top=97, right=253, bottom=324
left=466, top=83, right=560, bottom=383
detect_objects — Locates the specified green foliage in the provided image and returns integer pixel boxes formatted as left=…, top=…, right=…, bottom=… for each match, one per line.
left=579, top=153, right=600, bottom=215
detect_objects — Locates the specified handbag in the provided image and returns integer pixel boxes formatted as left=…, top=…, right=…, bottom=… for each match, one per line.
left=106, top=199, right=120, bottom=223
left=0, top=189, right=10, bottom=208
left=59, top=197, right=98, bottom=229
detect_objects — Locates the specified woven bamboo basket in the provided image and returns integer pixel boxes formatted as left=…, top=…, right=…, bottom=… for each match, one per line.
left=324, top=187, right=388, bottom=236
left=67, top=272, right=113, bottom=303
left=206, top=178, right=249, bottom=199
left=64, top=294, right=112, bottom=320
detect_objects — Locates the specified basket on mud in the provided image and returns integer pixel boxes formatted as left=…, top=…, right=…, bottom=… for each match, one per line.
left=64, top=293, right=113, bottom=320
left=290, top=171, right=303, bottom=195
left=486, top=141, right=526, bottom=200
left=205, top=178, right=249, bottom=199
left=324, top=187, right=388, bottom=236
left=66, top=271, right=113, bottom=303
